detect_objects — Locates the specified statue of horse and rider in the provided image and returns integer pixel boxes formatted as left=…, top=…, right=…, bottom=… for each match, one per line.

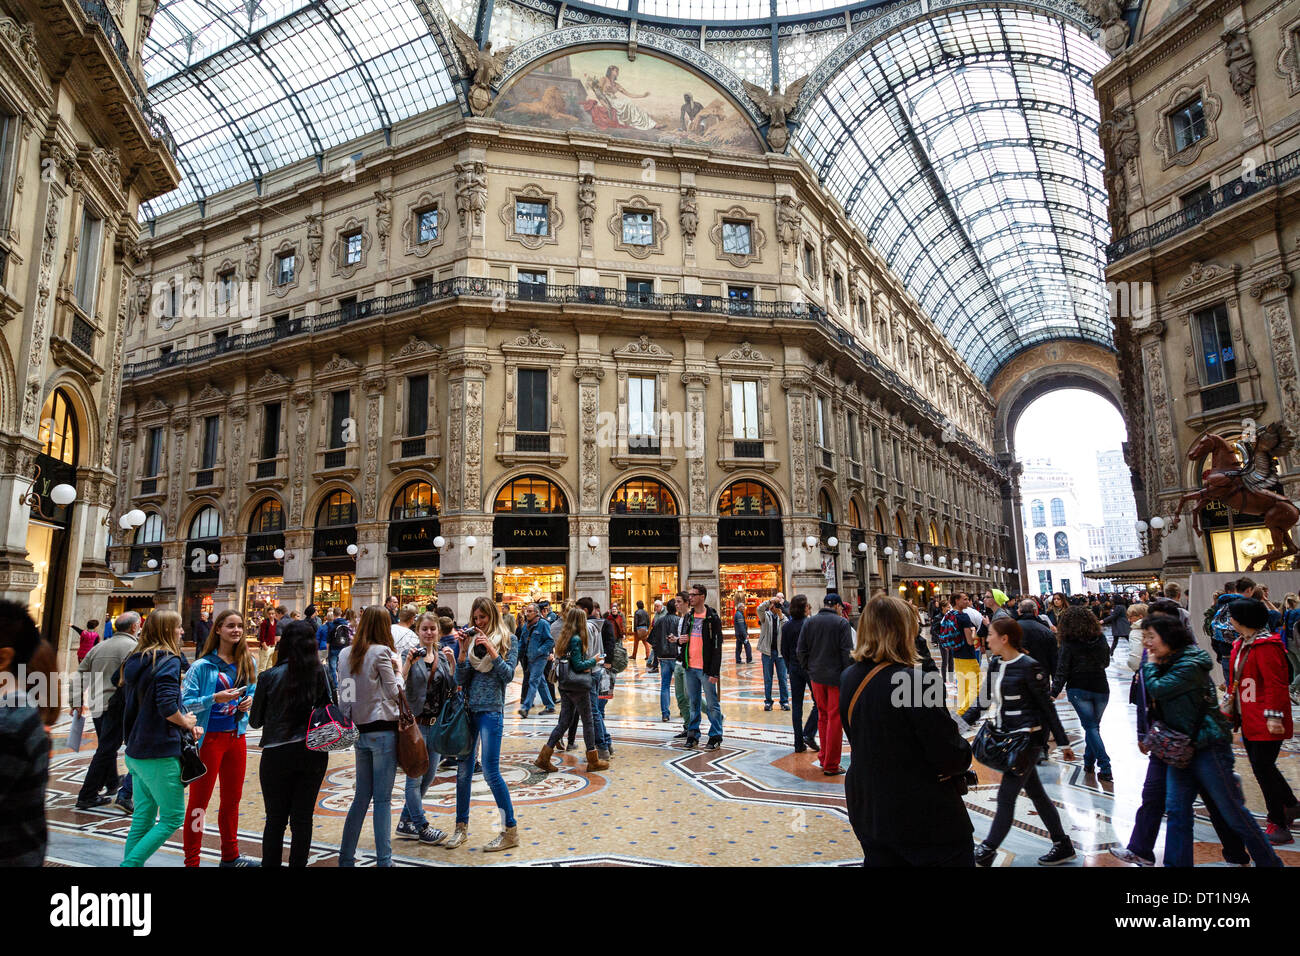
left=1169, top=422, right=1299, bottom=571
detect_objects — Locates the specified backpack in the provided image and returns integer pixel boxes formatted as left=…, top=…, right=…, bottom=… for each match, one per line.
left=933, top=610, right=965, bottom=649
left=328, top=620, right=352, bottom=651
left=609, top=639, right=629, bottom=673
left=1209, top=603, right=1237, bottom=653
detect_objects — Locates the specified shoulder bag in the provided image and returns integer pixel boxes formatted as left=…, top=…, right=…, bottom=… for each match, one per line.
left=556, top=656, right=593, bottom=691
left=971, top=722, right=1036, bottom=776
left=378, top=653, right=428, bottom=777
left=178, top=724, right=208, bottom=785
left=1142, top=688, right=1209, bottom=769
left=307, top=666, right=359, bottom=752
left=431, top=690, right=473, bottom=758
left=845, top=662, right=890, bottom=730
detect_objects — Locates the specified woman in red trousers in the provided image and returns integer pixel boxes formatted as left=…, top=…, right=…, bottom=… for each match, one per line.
left=181, top=609, right=260, bottom=866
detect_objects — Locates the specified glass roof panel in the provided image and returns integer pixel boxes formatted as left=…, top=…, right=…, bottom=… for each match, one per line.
left=143, top=0, right=456, bottom=218
left=794, top=6, right=1112, bottom=383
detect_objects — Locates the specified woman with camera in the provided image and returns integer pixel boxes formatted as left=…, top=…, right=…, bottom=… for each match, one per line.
left=181, top=608, right=259, bottom=867
left=534, top=607, right=606, bottom=774
left=249, top=620, right=331, bottom=866
left=445, top=596, right=519, bottom=852
left=842, top=596, right=974, bottom=866
left=396, top=611, right=457, bottom=845
left=337, top=606, right=404, bottom=867
left=961, top=617, right=1077, bottom=867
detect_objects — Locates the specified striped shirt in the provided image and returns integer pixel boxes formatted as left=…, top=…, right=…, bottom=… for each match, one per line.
left=0, top=693, right=49, bottom=866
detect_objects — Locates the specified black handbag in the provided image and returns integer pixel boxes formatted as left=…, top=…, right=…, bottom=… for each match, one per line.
left=971, top=722, right=1037, bottom=776
left=178, top=727, right=208, bottom=786
left=556, top=658, right=592, bottom=691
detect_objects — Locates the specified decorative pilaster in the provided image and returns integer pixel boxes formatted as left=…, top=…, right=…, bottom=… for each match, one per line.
left=681, top=371, right=710, bottom=516
left=289, top=388, right=313, bottom=526
left=445, top=356, right=491, bottom=513
left=1249, top=274, right=1299, bottom=444
left=574, top=364, right=605, bottom=514
left=361, top=373, right=384, bottom=521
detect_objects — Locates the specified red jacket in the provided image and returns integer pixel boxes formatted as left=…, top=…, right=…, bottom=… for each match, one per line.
left=258, top=617, right=278, bottom=647
left=1228, top=633, right=1293, bottom=741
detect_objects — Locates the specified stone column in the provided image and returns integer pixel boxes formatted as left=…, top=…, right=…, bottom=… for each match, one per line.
left=281, top=528, right=312, bottom=611
left=433, top=516, right=493, bottom=623
left=1250, top=273, right=1299, bottom=492
left=214, top=534, right=243, bottom=612
left=574, top=362, right=607, bottom=601
left=782, top=373, right=823, bottom=602
left=353, top=522, right=384, bottom=609
left=0, top=437, right=40, bottom=605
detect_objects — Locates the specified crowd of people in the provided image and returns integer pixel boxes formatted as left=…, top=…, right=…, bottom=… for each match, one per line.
left=1, top=571, right=1296, bottom=868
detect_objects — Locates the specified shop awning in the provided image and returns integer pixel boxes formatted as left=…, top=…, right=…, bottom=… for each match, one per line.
left=110, top=571, right=160, bottom=596
left=1092, top=552, right=1164, bottom=584
left=895, top=562, right=969, bottom=580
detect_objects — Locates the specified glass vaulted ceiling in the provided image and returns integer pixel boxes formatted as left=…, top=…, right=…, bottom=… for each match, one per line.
left=139, top=0, right=456, bottom=218
left=795, top=7, right=1113, bottom=383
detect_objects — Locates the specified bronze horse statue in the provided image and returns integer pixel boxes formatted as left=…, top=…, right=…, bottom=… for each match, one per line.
left=1169, top=427, right=1299, bottom=571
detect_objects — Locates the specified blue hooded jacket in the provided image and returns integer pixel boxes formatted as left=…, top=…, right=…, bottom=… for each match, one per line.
left=122, top=651, right=185, bottom=760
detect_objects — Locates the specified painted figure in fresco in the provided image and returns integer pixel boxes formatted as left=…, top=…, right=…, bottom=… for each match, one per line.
left=583, top=66, right=662, bottom=131
left=680, top=93, right=705, bottom=132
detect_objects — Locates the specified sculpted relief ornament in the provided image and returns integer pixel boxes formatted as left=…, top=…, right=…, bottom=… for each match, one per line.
left=679, top=187, right=698, bottom=245
left=1079, top=0, right=1129, bottom=58
left=1223, top=28, right=1256, bottom=100
left=741, top=75, right=808, bottom=152
left=448, top=20, right=515, bottom=115
left=577, top=174, right=597, bottom=244
left=776, top=196, right=801, bottom=254
left=454, top=161, right=487, bottom=234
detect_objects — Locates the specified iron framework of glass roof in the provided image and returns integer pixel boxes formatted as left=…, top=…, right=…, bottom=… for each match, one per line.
left=139, top=0, right=1114, bottom=384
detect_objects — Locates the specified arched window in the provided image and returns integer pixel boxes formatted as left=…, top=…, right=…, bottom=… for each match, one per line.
left=317, top=490, right=357, bottom=527
left=135, top=513, right=164, bottom=545
left=849, top=500, right=864, bottom=528
left=1034, top=533, right=1049, bottom=560
left=1050, top=498, right=1066, bottom=525
left=38, top=389, right=78, bottom=465
left=391, top=481, right=440, bottom=521
left=189, top=506, right=222, bottom=540
left=914, top=518, right=924, bottom=543
left=249, top=498, right=284, bottom=534
left=609, top=478, right=677, bottom=515
left=494, top=476, right=567, bottom=514
left=1030, top=500, right=1045, bottom=528
left=719, top=480, right=780, bottom=516
left=943, top=526, right=952, bottom=547
left=1054, top=532, right=1070, bottom=558
left=894, top=513, right=905, bottom=538
left=873, top=506, right=886, bottom=532
left=929, top=521, right=939, bottom=545
left=818, top=490, right=835, bottom=523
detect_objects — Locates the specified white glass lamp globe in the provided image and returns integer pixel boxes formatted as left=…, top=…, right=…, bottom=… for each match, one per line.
left=433, top=535, right=446, bottom=549
left=827, top=536, right=839, bottom=549
left=146, top=559, right=158, bottom=569
left=1149, top=516, right=1166, bottom=530
left=1135, top=520, right=1148, bottom=533
left=119, top=513, right=134, bottom=529
left=346, top=543, right=358, bottom=556
left=207, top=553, right=219, bottom=564
left=939, top=556, right=947, bottom=564
left=701, top=534, right=713, bottom=548
left=587, top=535, right=599, bottom=548
left=923, top=553, right=933, bottom=564
left=465, top=535, right=477, bottom=548
left=904, top=550, right=914, bottom=560
left=273, top=548, right=285, bottom=561
left=857, top=541, right=868, bottom=553
left=51, top=483, right=76, bottom=506
left=883, top=547, right=893, bottom=556
left=805, top=535, right=817, bottom=548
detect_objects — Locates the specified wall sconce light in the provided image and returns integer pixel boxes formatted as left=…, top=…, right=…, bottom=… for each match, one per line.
left=857, top=541, right=868, bottom=554
left=207, top=553, right=231, bottom=568
left=1134, top=519, right=1148, bottom=533
left=272, top=548, right=296, bottom=562
left=699, top=534, right=712, bottom=551
left=587, top=535, right=600, bottom=552
left=465, top=535, right=477, bottom=554
left=827, top=536, right=839, bottom=549
left=883, top=547, right=894, bottom=557
left=939, top=556, right=947, bottom=565
left=804, top=535, right=818, bottom=550
left=1149, top=516, right=1166, bottom=530
left=107, top=508, right=148, bottom=530
left=904, top=550, right=914, bottom=561
left=923, top=553, right=933, bottom=564
left=145, top=557, right=169, bottom=572
left=345, top=543, right=369, bottom=559
left=433, top=535, right=449, bottom=552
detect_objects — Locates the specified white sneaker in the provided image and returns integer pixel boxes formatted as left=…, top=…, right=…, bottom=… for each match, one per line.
left=1108, top=847, right=1154, bottom=867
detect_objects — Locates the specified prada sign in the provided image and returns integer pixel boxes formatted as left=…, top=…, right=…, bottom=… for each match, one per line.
left=493, top=515, right=568, bottom=549
left=246, top=533, right=285, bottom=563
left=389, top=518, right=441, bottom=553
left=718, top=517, right=783, bottom=549
left=609, top=516, right=680, bottom=550
left=314, top=527, right=357, bottom=557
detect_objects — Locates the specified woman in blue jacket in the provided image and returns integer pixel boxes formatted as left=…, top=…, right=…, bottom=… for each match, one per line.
left=444, top=597, right=518, bottom=853
left=120, top=610, right=198, bottom=867
left=181, top=609, right=258, bottom=867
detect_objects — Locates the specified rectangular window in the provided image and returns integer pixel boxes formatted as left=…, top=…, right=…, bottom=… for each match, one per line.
left=731, top=380, right=759, bottom=440
left=276, top=252, right=295, bottom=286
left=1195, top=303, right=1235, bottom=384
left=74, top=208, right=103, bottom=313
left=727, top=285, right=753, bottom=314
left=272, top=312, right=289, bottom=336
left=518, top=269, right=547, bottom=300
left=200, top=415, right=219, bottom=470
left=218, top=271, right=235, bottom=305
left=0, top=109, right=18, bottom=229
left=413, top=275, right=433, bottom=301
left=627, top=278, right=653, bottom=304
left=261, top=402, right=281, bottom=460
left=407, top=374, right=428, bottom=436
left=856, top=297, right=867, bottom=327
left=628, top=375, right=657, bottom=443
left=517, top=368, right=548, bottom=433
left=871, top=425, right=882, bottom=470
left=145, top=427, right=163, bottom=477
left=621, top=211, right=654, bottom=246
left=417, top=207, right=438, bottom=244
left=213, top=329, right=229, bottom=349
left=721, top=220, right=752, bottom=255
left=329, top=390, right=350, bottom=449
left=803, top=243, right=816, bottom=276
left=846, top=412, right=860, bottom=461
left=816, top=396, right=829, bottom=448
left=1181, top=182, right=1212, bottom=212
left=893, top=438, right=902, bottom=475
left=1038, top=569, right=1053, bottom=595
left=833, top=273, right=845, bottom=308
left=339, top=295, right=357, bottom=319
left=515, top=200, right=549, bottom=237
left=1170, top=96, right=1206, bottom=152
left=168, top=284, right=178, bottom=318
left=343, top=232, right=363, bottom=265
left=159, top=344, right=173, bottom=360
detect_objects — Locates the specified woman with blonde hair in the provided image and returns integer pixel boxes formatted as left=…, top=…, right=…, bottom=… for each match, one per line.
left=444, top=596, right=519, bottom=852
left=337, top=605, right=403, bottom=866
left=841, top=596, right=973, bottom=866
left=120, top=610, right=198, bottom=867
left=534, top=607, right=606, bottom=774
left=181, top=609, right=259, bottom=867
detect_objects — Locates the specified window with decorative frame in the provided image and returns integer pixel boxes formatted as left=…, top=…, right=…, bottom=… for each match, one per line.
left=611, top=335, right=676, bottom=468
left=275, top=252, right=295, bottom=286
left=1170, top=96, right=1207, bottom=152
left=498, top=328, right=567, bottom=465
left=501, top=184, right=563, bottom=250
left=331, top=217, right=371, bottom=279
left=73, top=206, right=103, bottom=314
left=709, top=205, right=765, bottom=268
left=716, top=342, right=778, bottom=471
left=404, top=191, right=447, bottom=257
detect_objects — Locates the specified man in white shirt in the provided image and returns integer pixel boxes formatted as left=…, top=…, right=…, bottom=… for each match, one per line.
left=391, top=604, right=421, bottom=661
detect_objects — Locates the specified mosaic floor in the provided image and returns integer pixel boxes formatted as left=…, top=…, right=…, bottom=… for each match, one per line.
left=43, top=635, right=1300, bottom=867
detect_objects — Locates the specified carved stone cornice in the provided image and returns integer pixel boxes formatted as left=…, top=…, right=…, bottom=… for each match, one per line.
left=0, top=17, right=54, bottom=110
left=1248, top=272, right=1292, bottom=300
left=573, top=364, right=606, bottom=382
left=680, top=370, right=711, bottom=387
left=444, top=356, right=492, bottom=375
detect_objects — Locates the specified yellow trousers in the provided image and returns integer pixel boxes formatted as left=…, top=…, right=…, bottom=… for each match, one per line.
left=955, top=657, right=981, bottom=714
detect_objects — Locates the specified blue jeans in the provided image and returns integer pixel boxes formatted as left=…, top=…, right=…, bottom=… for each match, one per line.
left=788, top=660, right=818, bottom=748
left=1164, top=742, right=1281, bottom=868
left=659, top=658, right=678, bottom=720
left=576, top=680, right=609, bottom=751
left=1128, top=753, right=1248, bottom=865
left=761, top=653, right=789, bottom=706
left=1066, top=688, right=1112, bottom=774
left=340, top=730, right=398, bottom=866
left=684, top=667, right=723, bottom=739
left=597, top=696, right=611, bottom=750
left=520, top=655, right=555, bottom=711
left=399, top=724, right=441, bottom=828
left=328, top=650, right=340, bottom=686
left=456, top=710, right=515, bottom=828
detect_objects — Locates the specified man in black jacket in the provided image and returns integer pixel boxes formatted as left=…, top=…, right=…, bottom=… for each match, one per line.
left=651, top=601, right=682, bottom=723
left=1018, top=599, right=1058, bottom=676
left=797, top=594, right=854, bottom=775
left=676, top=583, right=725, bottom=749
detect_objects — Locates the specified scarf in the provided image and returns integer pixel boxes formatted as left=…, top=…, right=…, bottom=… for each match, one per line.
left=469, top=631, right=503, bottom=673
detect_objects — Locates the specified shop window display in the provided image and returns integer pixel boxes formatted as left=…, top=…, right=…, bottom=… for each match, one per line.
left=720, top=563, right=782, bottom=632
left=494, top=565, right=566, bottom=617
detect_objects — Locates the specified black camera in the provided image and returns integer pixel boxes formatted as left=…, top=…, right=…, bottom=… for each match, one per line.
left=411, top=646, right=427, bottom=659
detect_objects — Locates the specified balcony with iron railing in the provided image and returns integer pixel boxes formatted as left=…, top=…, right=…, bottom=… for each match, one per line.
left=1107, top=146, right=1300, bottom=262
left=124, top=275, right=1002, bottom=474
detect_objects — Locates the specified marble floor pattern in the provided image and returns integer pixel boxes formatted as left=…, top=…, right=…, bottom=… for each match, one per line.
left=43, top=636, right=1300, bottom=867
